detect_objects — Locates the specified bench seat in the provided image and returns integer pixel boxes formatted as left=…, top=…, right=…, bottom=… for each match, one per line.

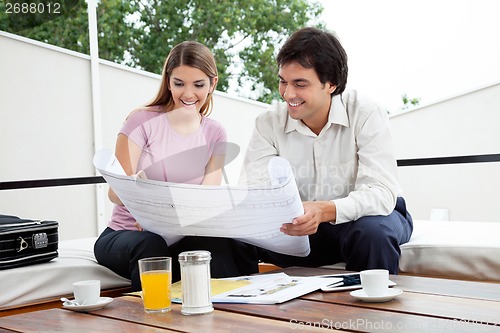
left=399, top=220, right=500, bottom=281
left=0, top=237, right=130, bottom=311
left=321, top=220, right=500, bottom=282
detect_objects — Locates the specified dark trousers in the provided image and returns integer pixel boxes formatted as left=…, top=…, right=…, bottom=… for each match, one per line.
left=258, top=197, right=413, bottom=274
left=94, top=228, right=258, bottom=291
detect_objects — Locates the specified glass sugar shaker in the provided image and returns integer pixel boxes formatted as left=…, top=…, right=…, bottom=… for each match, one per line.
left=178, top=250, right=214, bottom=315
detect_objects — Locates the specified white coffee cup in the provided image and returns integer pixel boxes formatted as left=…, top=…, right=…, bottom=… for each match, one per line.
left=73, top=280, right=100, bottom=305
left=360, top=269, right=389, bottom=296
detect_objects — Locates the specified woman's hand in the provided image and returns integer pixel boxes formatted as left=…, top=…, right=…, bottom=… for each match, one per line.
left=134, top=222, right=144, bottom=232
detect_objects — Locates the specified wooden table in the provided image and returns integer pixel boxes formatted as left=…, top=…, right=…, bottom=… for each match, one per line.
left=1, top=267, right=499, bottom=332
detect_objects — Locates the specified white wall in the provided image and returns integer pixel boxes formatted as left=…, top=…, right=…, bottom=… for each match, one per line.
left=389, top=83, right=500, bottom=222
left=0, top=31, right=267, bottom=240
left=0, top=33, right=99, bottom=238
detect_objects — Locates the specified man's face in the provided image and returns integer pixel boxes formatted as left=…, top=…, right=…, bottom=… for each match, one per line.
left=278, top=61, right=336, bottom=132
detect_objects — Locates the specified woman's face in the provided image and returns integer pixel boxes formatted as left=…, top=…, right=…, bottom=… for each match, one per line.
left=169, top=65, right=217, bottom=112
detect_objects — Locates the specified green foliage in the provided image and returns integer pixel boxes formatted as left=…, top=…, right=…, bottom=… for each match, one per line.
left=1, top=0, right=324, bottom=103
left=0, top=0, right=79, bottom=32
left=1, top=0, right=87, bottom=51
left=401, top=93, right=421, bottom=110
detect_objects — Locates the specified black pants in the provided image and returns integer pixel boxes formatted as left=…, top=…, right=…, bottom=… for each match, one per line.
left=255, top=197, right=413, bottom=274
left=94, top=228, right=258, bottom=291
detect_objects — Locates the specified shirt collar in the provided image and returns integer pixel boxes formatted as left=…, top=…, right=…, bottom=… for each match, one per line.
left=329, top=93, right=350, bottom=127
left=284, top=94, right=350, bottom=134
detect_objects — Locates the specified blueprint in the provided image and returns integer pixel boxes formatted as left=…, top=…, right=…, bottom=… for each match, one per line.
left=93, top=149, right=309, bottom=256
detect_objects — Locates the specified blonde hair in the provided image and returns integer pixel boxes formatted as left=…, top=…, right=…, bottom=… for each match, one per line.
left=147, top=41, right=218, bottom=116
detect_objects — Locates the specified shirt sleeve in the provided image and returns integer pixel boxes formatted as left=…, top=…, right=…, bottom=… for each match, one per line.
left=239, top=111, right=278, bottom=186
left=333, top=103, right=399, bottom=223
left=119, top=110, right=150, bottom=150
left=204, top=118, right=228, bottom=156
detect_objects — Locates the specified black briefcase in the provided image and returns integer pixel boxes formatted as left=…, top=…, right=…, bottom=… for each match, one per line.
left=0, top=214, right=59, bottom=269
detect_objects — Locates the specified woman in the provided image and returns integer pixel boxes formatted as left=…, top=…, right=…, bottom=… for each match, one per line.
left=94, top=41, right=255, bottom=291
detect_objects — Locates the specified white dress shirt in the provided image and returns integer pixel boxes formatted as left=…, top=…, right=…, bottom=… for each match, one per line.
left=240, top=90, right=401, bottom=224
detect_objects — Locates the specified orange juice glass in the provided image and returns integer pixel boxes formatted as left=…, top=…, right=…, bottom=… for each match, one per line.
left=138, top=257, right=172, bottom=313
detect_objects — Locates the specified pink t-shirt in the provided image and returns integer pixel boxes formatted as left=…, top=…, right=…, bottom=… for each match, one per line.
left=108, top=108, right=227, bottom=231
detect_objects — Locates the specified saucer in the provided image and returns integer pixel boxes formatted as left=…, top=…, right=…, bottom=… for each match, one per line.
left=62, top=297, right=113, bottom=312
left=350, top=288, right=403, bottom=303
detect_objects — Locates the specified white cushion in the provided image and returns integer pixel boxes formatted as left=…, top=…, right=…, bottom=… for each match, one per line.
left=0, top=237, right=130, bottom=310
left=400, top=220, right=500, bottom=281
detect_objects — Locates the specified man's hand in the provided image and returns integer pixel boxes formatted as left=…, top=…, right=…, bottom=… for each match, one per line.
left=280, top=201, right=336, bottom=236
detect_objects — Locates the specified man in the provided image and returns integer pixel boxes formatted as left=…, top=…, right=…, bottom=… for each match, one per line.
left=240, top=27, right=413, bottom=274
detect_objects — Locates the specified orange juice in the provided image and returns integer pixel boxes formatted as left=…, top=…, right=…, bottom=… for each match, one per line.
left=140, top=270, right=171, bottom=310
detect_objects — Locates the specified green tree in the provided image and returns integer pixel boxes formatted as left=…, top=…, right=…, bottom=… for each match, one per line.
left=1, top=0, right=324, bottom=103
left=0, top=0, right=136, bottom=64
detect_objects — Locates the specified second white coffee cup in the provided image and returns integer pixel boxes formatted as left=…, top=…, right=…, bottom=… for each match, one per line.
left=73, top=280, right=101, bottom=305
left=360, top=269, right=389, bottom=296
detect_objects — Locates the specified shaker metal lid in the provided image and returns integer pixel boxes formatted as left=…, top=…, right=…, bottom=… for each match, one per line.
left=178, top=250, right=211, bottom=262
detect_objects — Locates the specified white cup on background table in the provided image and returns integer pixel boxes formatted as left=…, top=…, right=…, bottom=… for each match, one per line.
left=360, top=269, right=389, bottom=296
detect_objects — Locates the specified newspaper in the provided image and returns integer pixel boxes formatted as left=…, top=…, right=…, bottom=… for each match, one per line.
left=93, top=149, right=310, bottom=256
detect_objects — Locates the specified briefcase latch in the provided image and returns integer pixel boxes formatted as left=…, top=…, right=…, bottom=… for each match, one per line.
left=32, top=233, right=49, bottom=249
left=16, top=237, right=29, bottom=252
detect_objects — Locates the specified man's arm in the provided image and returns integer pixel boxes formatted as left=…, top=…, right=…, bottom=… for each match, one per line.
left=239, top=112, right=278, bottom=186
left=333, top=96, right=400, bottom=223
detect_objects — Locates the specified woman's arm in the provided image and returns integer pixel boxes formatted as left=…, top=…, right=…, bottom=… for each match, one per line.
left=201, top=154, right=225, bottom=185
left=108, top=133, right=142, bottom=205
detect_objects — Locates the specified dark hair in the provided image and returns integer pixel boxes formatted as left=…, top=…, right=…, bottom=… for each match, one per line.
left=277, top=27, right=348, bottom=95
left=147, top=41, right=218, bottom=116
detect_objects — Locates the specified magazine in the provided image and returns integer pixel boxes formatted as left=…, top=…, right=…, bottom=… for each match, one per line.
left=210, top=273, right=341, bottom=304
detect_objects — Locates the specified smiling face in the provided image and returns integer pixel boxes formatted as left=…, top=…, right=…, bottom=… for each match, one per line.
left=169, top=65, right=217, bottom=113
left=278, top=61, right=336, bottom=134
